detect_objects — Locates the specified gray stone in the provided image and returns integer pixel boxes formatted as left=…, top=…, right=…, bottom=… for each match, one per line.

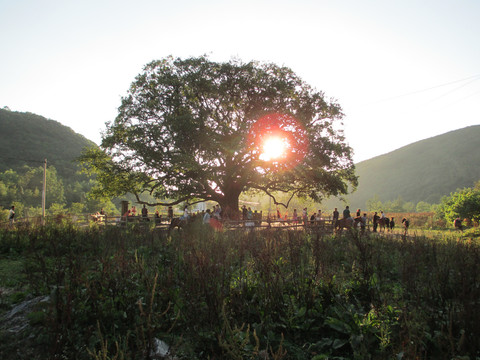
left=1, top=296, right=49, bottom=333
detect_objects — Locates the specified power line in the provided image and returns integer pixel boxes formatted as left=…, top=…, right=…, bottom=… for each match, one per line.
left=427, top=76, right=480, bottom=103
left=366, top=73, right=480, bottom=105
left=0, top=156, right=45, bottom=164
left=0, top=156, right=82, bottom=172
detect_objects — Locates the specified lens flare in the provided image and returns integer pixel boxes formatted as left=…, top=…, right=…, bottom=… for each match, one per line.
left=260, top=136, right=287, bottom=161
left=248, top=113, right=308, bottom=170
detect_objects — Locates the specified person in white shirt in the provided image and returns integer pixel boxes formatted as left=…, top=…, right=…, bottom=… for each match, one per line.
left=203, top=209, right=211, bottom=224
left=8, top=206, right=15, bottom=224
left=181, top=206, right=189, bottom=220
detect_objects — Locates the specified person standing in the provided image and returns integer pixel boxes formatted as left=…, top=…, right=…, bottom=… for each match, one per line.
left=8, top=206, right=15, bottom=225
left=181, top=206, right=189, bottom=220
left=247, top=207, right=253, bottom=220
left=203, top=209, right=211, bottom=224
left=332, top=208, right=339, bottom=227
left=343, top=206, right=351, bottom=219
left=214, top=204, right=222, bottom=219
left=373, top=212, right=379, bottom=232
left=302, top=208, right=308, bottom=225
left=402, top=218, right=410, bottom=235
left=242, top=205, right=247, bottom=220
left=360, top=213, right=367, bottom=233
left=141, top=204, right=149, bottom=221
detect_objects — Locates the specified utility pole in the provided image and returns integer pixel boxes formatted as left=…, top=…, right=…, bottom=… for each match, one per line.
left=42, top=158, right=47, bottom=225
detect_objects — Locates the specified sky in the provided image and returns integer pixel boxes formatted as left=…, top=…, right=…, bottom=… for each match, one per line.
left=1, top=0, right=479, bottom=163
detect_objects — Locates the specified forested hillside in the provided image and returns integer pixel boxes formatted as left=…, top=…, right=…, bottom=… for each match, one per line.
left=0, top=108, right=95, bottom=179
left=330, top=125, right=480, bottom=209
left=2, top=108, right=479, bottom=215
left=0, top=108, right=114, bottom=217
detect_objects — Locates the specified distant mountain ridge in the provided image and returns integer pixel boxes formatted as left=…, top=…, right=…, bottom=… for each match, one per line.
left=1, top=109, right=479, bottom=209
left=333, top=125, right=480, bottom=208
left=0, top=108, right=96, bottom=178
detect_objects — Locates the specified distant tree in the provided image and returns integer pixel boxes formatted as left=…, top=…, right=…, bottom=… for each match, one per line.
left=0, top=181, right=9, bottom=205
left=436, top=187, right=480, bottom=224
left=48, top=203, right=67, bottom=216
left=0, top=169, right=20, bottom=208
left=23, top=206, right=42, bottom=218
left=402, top=201, right=416, bottom=213
left=0, top=166, right=67, bottom=210
left=387, top=196, right=406, bottom=212
left=366, top=195, right=383, bottom=212
left=475, top=180, right=480, bottom=191
left=416, top=201, right=432, bottom=213
left=81, top=56, right=357, bottom=217
left=69, top=202, right=85, bottom=215
left=20, top=166, right=66, bottom=208
left=83, top=196, right=118, bottom=215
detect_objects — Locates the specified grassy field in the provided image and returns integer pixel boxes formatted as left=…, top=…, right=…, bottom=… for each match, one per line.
left=0, top=222, right=479, bottom=359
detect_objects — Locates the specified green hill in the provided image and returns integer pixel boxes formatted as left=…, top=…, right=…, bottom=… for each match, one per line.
left=332, top=125, right=480, bottom=209
left=0, top=108, right=96, bottom=179
left=2, top=108, right=479, bottom=211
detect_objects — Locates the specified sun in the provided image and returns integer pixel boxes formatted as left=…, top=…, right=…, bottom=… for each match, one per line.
left=260, top=136, right=287, bottom=161
left=248, top=113, right=309, bottom=169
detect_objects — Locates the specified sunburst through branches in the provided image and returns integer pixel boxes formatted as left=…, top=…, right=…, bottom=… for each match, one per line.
left=248, top=113, right=308, bottom=170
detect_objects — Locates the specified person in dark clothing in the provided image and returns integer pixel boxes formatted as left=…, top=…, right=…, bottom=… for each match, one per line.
left=373, top=211, right=379, bottom=232
left=141, top=205, right=149, bottom=221
left=453, top=217, right=464, bottom=231
left=242, top=205, right=248, bottom=220
left=390, top=217, right=395, bottom=231
left=332, top=208, right=339, bottom=227
left=402, top=218, right=410, bottom=234
left=8, top=206, right=15, bottom=225
left=360, top=213, right=367, bottom=233
left=343, top=206, right=350, bottom=219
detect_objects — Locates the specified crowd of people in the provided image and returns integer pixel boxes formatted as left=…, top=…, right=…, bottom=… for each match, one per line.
left=2, top=201, right=418, bottom=233
left=120, top=204, right=162, bottom=223
left=260, top=205, right=411, bottom=233
left=334, top=206, right=413, bottom=233
left=83, top=202, right=416, bottom=234
left=114, top=203, right=412, bottom=233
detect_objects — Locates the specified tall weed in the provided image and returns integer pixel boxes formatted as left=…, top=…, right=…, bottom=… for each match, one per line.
left=1, top=223, right=479, bottom=359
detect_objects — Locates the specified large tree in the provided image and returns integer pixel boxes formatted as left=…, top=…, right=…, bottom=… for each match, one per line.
left=81, top=56, right=357, bottom=217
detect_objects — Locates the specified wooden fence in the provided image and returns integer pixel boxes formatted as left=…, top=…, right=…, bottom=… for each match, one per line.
left=1, top=213, right=336, bottom=232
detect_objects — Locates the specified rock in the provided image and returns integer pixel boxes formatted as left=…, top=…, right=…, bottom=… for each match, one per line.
left=1, top=296, right=50, bottom=333
left=150, top=338, right=170, bottom=359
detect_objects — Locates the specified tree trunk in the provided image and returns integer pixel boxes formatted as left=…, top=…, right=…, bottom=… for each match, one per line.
left=219, top=188, right=242, bottom=220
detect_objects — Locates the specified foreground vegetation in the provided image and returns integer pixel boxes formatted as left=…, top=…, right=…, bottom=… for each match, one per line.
left=1, top=223, right=479, bottom=359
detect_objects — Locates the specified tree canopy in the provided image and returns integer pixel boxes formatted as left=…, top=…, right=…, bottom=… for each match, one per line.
left=81, top=56, right=357, bottom=217
left=436, top=182, right=480, bottom=223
